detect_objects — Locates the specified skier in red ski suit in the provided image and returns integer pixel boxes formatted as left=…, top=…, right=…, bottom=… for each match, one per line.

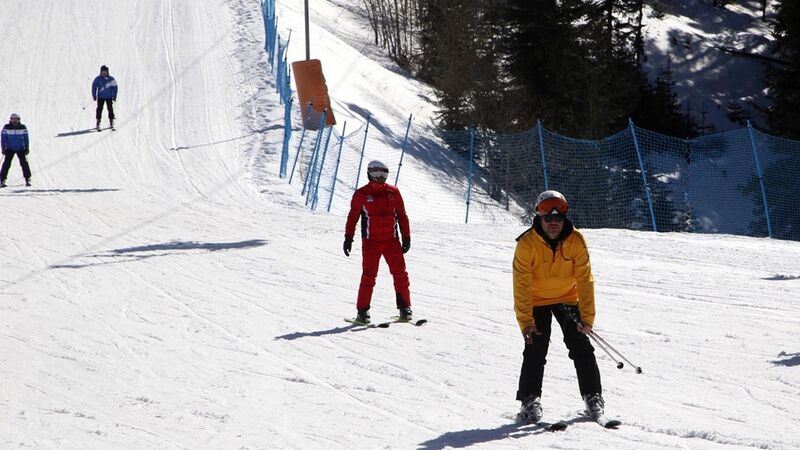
left=343, top=160, right=412, bottom=323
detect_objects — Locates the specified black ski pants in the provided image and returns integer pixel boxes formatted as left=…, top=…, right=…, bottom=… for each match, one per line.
left=96, top=98, right=115, bottom=122
left=516, top=303, right=602, bottom=401
left=0, top=151, right=31, bottom=181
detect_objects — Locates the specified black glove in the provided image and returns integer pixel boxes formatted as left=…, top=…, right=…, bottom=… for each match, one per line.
left=343, top=238, right=353, bottom=257
left=24, top=149, right=29, bottom=155
left=1, top=150, right=6, bottom=156
left=401, top=237, right=411, bottom=254
left=112, top=97, right=116, bottom=102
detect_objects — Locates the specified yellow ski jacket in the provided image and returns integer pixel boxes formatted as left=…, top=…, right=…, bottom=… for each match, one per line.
left=513, top=219, right=595, bottom=332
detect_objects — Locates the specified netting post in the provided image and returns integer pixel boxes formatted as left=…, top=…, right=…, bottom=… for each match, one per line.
left=327, top=121, right=347, bottom=212
left=303, top=111, right=326, bottom=197
left=629, top=118, right=658, bottom=232
left=536, top=120, right=549, bottom=190
left=280, top=94, right=292, bottom=178
left=747, top=121, right=773, bottom=238
left=312, top=124, right=335, bottom=210
left=394, top=113, right=412, bottom=185
left=289, top=126, right=306, bottom=184
left=465, top=127, right=476, bottom=224
left=355, top=113, right=371, bottom=189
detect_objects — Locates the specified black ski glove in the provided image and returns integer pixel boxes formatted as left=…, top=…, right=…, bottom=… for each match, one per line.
left=401, top=237, right=411, bottom=254
left=343, top=238, right=353, bottom=257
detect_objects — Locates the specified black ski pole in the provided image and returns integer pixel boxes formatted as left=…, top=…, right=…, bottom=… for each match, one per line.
left=558, top=304, right=643, bottom=374
left=588, top=330, right=643, bottom=374
left=586, top=330, right=625, bottom=370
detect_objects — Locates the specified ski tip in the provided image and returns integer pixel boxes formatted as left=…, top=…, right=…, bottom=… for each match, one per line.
left=547, top=422, right=568, bottom=432
left=414, top=319, right=428, bottom=326
left=604, top=420, right=622, bottom=429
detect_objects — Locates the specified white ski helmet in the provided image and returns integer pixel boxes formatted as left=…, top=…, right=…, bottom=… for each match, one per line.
left=367, top=160, right=389, bottom=182
left=535, top=190, right=569, bottom=216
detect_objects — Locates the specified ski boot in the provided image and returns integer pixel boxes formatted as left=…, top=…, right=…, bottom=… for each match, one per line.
left=517, top=395, right=543, bottom=423
left=398, top=307, right=413, bottom=321
left=355, top=308, right=370, bottom=324
left=583, top=393, right=605, bottom=420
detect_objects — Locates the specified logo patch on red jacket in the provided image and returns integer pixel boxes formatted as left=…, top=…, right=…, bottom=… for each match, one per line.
left=366, top=195, right=374, bottom=202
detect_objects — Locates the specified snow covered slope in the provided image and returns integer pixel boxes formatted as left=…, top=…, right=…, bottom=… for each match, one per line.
left=1, top=0, right=799, bottom=449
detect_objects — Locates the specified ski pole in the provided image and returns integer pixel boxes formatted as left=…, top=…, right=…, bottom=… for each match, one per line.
left=558, top=304, right=643, bottom=374
left=588, top=330, right=643, bottom=374
left=586, top=331, right=624, bottom=370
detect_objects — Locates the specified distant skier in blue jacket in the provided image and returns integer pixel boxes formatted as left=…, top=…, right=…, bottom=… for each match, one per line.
left=1, top=113, right=32, bottom=187
left=91, top=65, right=118, bottom=130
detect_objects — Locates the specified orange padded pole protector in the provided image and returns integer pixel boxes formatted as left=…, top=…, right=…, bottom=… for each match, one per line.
left=292, top=59, right=336, bottom=129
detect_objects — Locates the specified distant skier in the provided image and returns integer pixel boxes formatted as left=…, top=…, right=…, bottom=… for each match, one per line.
left=91, top=65, right=117, bottom=130
left=1, top=113, right=32, bottom=188
left=343, top=160, right=412, bottom=323
left=513, top=190, right=606, bottom=423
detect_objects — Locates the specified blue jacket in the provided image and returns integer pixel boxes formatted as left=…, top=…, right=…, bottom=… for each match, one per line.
left=92, top=75, right=118, bottom=100
left=1, top=123, right=29, bottom=152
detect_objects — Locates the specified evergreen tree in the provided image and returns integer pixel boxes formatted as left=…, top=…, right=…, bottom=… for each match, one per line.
left=765, top=0, right=800, bottom=139
left=631, top=58, right=700, bottom=140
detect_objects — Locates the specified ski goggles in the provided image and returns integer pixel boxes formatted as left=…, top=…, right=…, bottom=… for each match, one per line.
left=542, top=214, right=565, bottom=223
left=535, top=197, right=568, bottom=216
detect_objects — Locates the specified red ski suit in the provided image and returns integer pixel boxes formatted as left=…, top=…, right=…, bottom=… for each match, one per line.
left=345, top=181, right=411, bottom=310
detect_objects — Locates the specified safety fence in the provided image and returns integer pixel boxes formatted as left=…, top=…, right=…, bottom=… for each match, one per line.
left=260, top=0, right=800, bottom=241
left=261, top=0, right=292, bottom=178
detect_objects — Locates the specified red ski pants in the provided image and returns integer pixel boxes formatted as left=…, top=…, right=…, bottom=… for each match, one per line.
left=356, top=239, right=410, bottom=310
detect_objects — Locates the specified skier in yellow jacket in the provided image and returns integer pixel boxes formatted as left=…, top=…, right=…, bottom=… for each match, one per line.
left=513, top=190, right=605, bottom=423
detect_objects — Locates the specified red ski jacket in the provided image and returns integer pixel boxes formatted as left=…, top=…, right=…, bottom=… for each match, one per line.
left=345, top=181, right=410, bottom=242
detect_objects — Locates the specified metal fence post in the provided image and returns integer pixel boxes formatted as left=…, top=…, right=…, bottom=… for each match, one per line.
left=312, top=124, right=335, bottom=210
left=289, top=126, right=306, bottom=184
left=536, top=120, right=549, bottom=191
left=465, top=127, right=476, bottom=224
left=747, top=121, right=773, bottom=238
left=327, top=121, right=347, bottom=212
left=394, top=113, right=412, bottom=185
left=629, top=118, right=658, bottom=232
left=280, top=95, right=293, bottom=178
left=355, top=113, right=371, bottom=190
left=303, top=111, right=326, bottom=197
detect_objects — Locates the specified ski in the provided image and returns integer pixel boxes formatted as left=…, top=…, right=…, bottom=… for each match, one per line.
left=344, top=318, right=390, bottom=328
left=543, top=421, right=568, bottom=432
left=577, top=411, right=621, bottom=429
left=595, top=415, right=621, bottom=429
left=387, top=316, right=428, bottom=326
left=514, top=414, right=568, bottom=432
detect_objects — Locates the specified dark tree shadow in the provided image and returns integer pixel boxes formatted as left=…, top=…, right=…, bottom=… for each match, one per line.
left=772, top=352, right=800, bottom=367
